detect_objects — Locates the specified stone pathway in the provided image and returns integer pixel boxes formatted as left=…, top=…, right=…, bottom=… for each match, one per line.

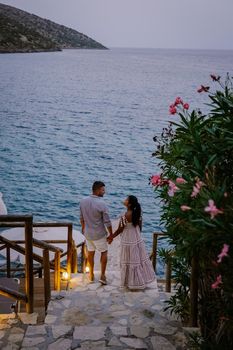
left=0, top=237, right=190, bottom=349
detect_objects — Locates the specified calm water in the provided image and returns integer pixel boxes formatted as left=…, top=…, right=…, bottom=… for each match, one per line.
left=1, top=48, right=233, bottom=264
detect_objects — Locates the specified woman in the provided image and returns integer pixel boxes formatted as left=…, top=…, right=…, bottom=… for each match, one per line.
left=109, top=195, right=156, bottom=290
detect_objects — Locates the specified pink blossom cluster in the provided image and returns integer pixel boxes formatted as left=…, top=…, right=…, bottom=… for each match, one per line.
left=211, top=275, right=222, bottom=289
left=210, top=74, right=221, bottom=82
left=150, top=175, right=187, bottom=197
left=150, top=174, right=169, bottom=187
left=211, top=244, right=230, bottom=290
left=197, top=85, right=210, bottom=93
left=180, top=199, right=224, bottom=219
left=217, top=244, right=229, bottom=264
left=180, top=205, right=191, bottom=211
left=168, top=177, right=187, bottom=196
left=169, top=97, right=189, bottom=115
left=168, top=181, right=179, bottom=197
left=204, top=199, right=223, bottom=220
left=191, top=178, right=205, bottom=198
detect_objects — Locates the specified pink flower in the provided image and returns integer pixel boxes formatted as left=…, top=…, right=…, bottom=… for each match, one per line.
left=210, top=74, right=221, bottom=82
left=150, top=175, right=169, bottom=187
left=183, top=103, right=189, bottom=110
left=197, top=85, right=210, bottom=93
left=169, top=105, right=177, bottom=115
left=191, top=179, right=204, bottom=198
left=217, top=244, right=229, bottom=263
left=150, top=174, right=162, bottom=186
left=168, top=181, right=179, bottom=197
left=176, top=177, right=186, bottom=184
left=204, top=199, right=223, bottom=219
left=211, top=275, right=222, bottom=289
left=174, top=97, right=183, bottom=106
left=180, top=205, right=191, bottom=211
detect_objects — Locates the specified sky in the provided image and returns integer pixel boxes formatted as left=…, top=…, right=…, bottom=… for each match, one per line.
left=1, top=0, right=233, bottom=50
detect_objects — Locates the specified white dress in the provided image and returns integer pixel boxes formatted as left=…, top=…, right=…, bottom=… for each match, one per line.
left=120, top=221, right=156, bottom=289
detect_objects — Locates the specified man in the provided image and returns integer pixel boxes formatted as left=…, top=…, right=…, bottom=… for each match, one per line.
left=80, top=181, right=113, bottom=284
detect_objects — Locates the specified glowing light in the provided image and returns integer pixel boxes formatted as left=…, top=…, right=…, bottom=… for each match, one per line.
left=62, top=271, right=69, bottom=280
left=85, top=266, right=90, bottom=273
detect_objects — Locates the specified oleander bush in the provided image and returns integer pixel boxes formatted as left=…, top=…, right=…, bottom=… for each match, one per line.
left=151, top=74, right=233, bottom=348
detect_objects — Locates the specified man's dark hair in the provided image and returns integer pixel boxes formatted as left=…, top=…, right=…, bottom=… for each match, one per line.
left=92, top=181, right=105, bottom=192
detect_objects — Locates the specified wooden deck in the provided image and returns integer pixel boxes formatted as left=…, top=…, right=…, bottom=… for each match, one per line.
left=19, top=273, right=69, bottom=323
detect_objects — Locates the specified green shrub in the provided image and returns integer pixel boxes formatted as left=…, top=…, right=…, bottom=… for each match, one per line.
left=151, top=74, right=233, bottom=348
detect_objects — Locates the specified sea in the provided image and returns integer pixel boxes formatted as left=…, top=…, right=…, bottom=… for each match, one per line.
left=0, top=48, right=233, bottom=274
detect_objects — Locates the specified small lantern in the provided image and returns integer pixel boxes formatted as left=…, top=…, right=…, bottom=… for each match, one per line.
left=62, top=271, right=69, bottom=280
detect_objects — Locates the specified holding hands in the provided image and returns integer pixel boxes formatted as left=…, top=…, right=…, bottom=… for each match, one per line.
left=107, top=216, right=126, bottom=244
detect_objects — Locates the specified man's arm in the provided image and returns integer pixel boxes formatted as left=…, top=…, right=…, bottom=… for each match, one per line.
left=80, top=217, right=85, bottom=235
left=80, top=206, right=85, bottom=235
left=102, top=204, right=113, bottom=237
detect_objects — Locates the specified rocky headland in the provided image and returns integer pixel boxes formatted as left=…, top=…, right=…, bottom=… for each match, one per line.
left=0, top=2, right=107, bottom=53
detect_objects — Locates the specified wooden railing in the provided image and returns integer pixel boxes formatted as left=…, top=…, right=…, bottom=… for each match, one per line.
left=150, top=231, right=198, bottom=327
left=0, top=215, right=34, bottom=313
left=0, top=216, right=85, bottom=312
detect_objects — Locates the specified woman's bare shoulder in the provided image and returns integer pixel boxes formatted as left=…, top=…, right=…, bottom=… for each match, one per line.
left=125, top=211, right=132, bottom=222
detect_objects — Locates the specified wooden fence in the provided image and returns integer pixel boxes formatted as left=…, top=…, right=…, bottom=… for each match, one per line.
left=150, top=232, right=198, bottom=327
left=0, top=215, right=85, bottom=312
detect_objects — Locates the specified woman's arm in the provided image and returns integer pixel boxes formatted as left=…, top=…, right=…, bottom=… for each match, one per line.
left=139, top=216, right=142, bottom=231
left=107, top=217, right=126, bottom=243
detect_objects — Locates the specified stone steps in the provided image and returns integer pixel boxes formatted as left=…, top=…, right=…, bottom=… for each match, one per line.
left=0, top=234, right=189, bottom=349
left=0, top=271, right=188, bottom=349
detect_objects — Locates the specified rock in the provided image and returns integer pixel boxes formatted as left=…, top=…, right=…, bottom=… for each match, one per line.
left=150, top=335, right=176, bottom=350
left=51, top=325, right=73, bottom=339
left=18, top=313, right=38, bottom=325
left=120, top=337, right=147, bottom=349
left=73, top=326, right=106, bottom=341
left=108, top=336, right=122, bottom=346
left=110, top=326, right=128, bottom=336
left=45, top=315, right=57, bottom=325
left=0, top=331, right=5, bottom=339
left=118, top=319, right=128, bottom=326
left=8, top=333, right=24, bottom=343
left=153, top=324, right=177, bottom=335
left=22, top=337, right=45, bottom=347
left=130, top=326, right=150, bottom=338
left=47, top=338, right=72, bottom=350
left=9, top=327, right=25, bottom=335
left=172, top=331, right=187, bottom=348
left=129, top=313, right=144, bottom=326
left=80, top=340, right=107, bottom=349
left=26, top=325, right=47, bottom=336
left=2, top=344, right=20, bottom=350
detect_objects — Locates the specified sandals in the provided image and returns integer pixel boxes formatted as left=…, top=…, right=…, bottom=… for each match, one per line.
left=99, top=276, right=107, bottom=285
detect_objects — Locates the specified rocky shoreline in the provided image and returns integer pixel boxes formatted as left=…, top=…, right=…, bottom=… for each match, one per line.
left=0, top=2, right=107, bottom=54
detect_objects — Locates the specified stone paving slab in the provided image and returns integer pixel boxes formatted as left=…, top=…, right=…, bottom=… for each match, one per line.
left=0, top=236, right=191, bottom=349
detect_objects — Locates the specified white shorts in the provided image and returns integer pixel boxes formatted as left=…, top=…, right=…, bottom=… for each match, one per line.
left=86, top=236, right=108, bottom=253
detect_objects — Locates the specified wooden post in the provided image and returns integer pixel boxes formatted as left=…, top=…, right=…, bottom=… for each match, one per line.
left=190, top=256, right=198, bottom=327
left=71, top=240, right=78, bottom=273
left=6, top=246, right=11, bottom=278
left=25, top=216, right=34, bottom=313
left=54, top=251, right=61, bottom=291
left=152, top=233, right=158, bottom=272
left=165, top=261, right=172, bottom=292
left=38, top=267, right=42, bottom=278
left=43, top=249, right=51, bottom=310
left=66, top=224, right=72, bottom=278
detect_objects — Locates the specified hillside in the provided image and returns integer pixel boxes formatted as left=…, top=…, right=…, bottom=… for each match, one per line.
left=0, top=3, right=107, bottom=53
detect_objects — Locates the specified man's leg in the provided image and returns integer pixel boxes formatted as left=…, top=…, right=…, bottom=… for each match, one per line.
left=100, top=250, right=107, bottom=281
left=87, top=250, right=95, bottom=281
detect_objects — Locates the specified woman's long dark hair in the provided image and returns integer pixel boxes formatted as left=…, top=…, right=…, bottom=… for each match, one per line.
left=128, top=195, right=141, bottom=227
